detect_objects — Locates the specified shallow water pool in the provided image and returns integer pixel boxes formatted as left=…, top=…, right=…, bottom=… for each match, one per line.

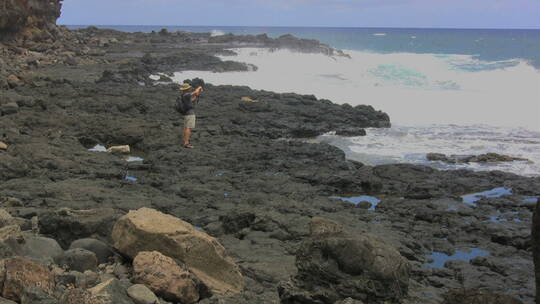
left=461, top=187, right=512, bottom=206
left=424, top=248, right=490, bottom=268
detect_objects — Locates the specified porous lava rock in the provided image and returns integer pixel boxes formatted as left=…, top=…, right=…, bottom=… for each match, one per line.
left=279, top=217, right=410, bottom=303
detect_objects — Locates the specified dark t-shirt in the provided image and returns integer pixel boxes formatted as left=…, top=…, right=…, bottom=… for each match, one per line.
left=182, top=93, right=196, bottom=116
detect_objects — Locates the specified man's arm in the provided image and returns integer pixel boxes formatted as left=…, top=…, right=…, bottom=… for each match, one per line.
left=191, top=86, right=203, bottom=102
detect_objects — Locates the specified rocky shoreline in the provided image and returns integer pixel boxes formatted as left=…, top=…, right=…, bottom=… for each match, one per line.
left=1, top=6, right=539, bottom=303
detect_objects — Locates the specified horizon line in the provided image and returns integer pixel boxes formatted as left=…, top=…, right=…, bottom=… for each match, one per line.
left=59, top=24, right=540, bottom=30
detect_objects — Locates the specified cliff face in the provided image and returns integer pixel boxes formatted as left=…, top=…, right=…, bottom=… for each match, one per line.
left=0, top=0, right=62, bottom=41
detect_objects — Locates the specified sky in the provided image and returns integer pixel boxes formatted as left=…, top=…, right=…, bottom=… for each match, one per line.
left=58, top=0, right=540, bottom=29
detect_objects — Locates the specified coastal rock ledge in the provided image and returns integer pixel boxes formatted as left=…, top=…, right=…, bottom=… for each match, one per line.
left=111, top=207, right=245, bottom=296
left=279, top=217, right=411, bottom=303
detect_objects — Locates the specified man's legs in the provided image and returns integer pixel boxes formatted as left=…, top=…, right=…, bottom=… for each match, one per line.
left=183, top=127, right=192, bottom=147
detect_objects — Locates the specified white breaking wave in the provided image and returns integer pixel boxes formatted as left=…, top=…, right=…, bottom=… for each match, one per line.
left=210, top=30, right=226, bottom=37
left=173, top=48, right=540, bottom=175
left=318, top=125, right=540, bottom=176
left=174, top=48, right=540, bottom=132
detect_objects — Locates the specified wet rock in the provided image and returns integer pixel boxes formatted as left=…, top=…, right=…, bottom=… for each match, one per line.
left=0, top=142, right=7, bottom=151
left=0, top=257, right=55, bottom=302
left=335, top=128, right=366, bottom=137
left=427, top=152, right=529, bottom=164
left=441, top=288, right=522, bottom=304
left=38, top=208, right=124, bottom=248
left=56, top=248, right=98, bottom=272
left=0, top=103, right=18, bottom=115
left=132, top=251, right=200, bottom=304
left=69, top=238, right=114, bottom=265
left=127, top=284, right=160, bottom=304
left=89, top=278, right=134, bottom=304
left=279, top=217, right=410, bottom=303
left=112, top=208, right=244, bottom=295
left=60, top=288, right=104, bottom=304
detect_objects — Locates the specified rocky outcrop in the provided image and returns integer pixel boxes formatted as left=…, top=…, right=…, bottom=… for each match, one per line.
left=111, top=208, right=244, bottom=295
left=427, top=152, right=529, bottom=164
left=279, top=217, right=410, bottom=303
left=0, top=0, right=62, bottom=41
left=132, top=251, right=201, bottom=304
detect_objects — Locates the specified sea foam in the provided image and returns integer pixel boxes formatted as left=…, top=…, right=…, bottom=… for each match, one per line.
left=174, top=48, right=540, bottom=132
left=173, top=48, right=540, bottom=175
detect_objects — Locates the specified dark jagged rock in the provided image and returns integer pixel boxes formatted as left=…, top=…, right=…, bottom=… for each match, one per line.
left=279, top=218, right=410, bottom=303
left=427, top=152, right=530, bottom=164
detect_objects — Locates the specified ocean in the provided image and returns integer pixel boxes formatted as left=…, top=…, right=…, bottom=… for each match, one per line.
left=68, top=25, right=540, bottom=176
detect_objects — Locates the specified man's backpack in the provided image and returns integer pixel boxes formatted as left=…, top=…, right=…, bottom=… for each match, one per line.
left=175, top=96, right=186, bottom=114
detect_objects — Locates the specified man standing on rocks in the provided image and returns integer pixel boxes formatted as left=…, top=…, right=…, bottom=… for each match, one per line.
left=179, top=83, right=203, bottom=149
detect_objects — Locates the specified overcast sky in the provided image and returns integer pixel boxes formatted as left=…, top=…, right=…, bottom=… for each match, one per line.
left=58, top=0, right=540, bottom=29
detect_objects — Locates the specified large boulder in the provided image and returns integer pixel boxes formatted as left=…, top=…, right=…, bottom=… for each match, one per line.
left=0, top=257, right=55, bottom=302
left=4, top=233, right=63, bottom=263
left=279, top=217, right=410, bottom=303
left=132, top=251, right=199, bottom=303
left=111, top=208, right=244, bottom=295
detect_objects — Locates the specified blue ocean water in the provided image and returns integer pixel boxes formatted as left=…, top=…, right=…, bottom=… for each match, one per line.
left=67, top=25, right=540, bottom=69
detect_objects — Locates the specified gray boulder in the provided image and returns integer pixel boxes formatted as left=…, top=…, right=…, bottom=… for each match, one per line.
left=4, top=233, right=63, bottom=263
left=127, top=284, right=159, bottom=304
left=69, top=238, right=114, bottom=264
left=56, top=248, right=98, bottom=272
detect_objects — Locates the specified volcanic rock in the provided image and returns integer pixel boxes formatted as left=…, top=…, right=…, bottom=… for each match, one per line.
left=0, top=257, right=55, bottom=302
left=426, top=152, right=529, bottom=164
left=112, top=208, right=244, bottom=295
left=60, top=288, right=105, bottom=304
left=279, top=217, right=410, bottom=303
left=132, top=251, right=200, bottom=303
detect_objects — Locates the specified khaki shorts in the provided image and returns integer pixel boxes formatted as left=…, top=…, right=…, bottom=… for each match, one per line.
left=183, top=114, right=196, bottom=129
